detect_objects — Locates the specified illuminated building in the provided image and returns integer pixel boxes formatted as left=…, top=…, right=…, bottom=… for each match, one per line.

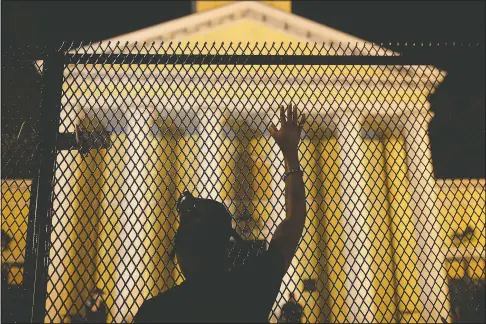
left=2, top=1, right=484, bottom=323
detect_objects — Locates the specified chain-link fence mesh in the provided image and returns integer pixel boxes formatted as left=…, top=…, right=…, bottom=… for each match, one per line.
left=1, top=46, right=47, bottom=322
left=2, top=42, right=485, bottom=323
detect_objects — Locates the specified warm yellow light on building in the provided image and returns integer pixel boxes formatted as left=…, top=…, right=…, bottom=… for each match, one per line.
left=194, top=1, right=291, bottom=13
left=9, top=1, right=482, bottom=323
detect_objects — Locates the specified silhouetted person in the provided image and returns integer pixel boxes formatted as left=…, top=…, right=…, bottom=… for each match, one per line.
left=135, top=104, right=307, bottom=323
left=63, top=313, right=86, bottom=324
left=1, top=229, right=19, bottom=323
left=450, top=259, right=486, bottom=323
left=279, top=292, right=304, bottom=323
left=85, top=287, right=107, bottom=323
left=1, top=230, right=12, bottom=281
left=452, top=279, right=474, bottom=323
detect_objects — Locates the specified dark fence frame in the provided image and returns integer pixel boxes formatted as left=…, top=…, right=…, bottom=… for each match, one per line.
left=5, top=44, right=482, bottom=323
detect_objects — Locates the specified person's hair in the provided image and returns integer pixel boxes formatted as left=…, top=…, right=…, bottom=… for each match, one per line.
left=174, top=191, right=237, bottom=266
left=91, top=286, right=105, bottom=296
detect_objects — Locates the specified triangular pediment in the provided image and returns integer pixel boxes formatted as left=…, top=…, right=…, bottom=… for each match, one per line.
left=34, top=0, right=445, bottom=115
left=86, top=1, right=393, bottom=56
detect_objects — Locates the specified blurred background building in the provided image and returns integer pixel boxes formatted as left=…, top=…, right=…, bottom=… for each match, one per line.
left=2, top=1, right=484, bottom=323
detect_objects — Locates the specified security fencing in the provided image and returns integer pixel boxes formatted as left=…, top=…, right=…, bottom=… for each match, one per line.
left=1, top=42, right=485, bottom=323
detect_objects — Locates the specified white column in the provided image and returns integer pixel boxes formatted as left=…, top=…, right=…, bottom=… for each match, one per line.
left=114, top=110, right=152, bottom=323
left=402, top=111, right=449, bottom=323
left=196, top=108, right=224, bottom=200
left=269, top=132, right=287, bottom=324
left=336, top=113, right=374, bottom=323
left=45, top=151, right=77, bottom=323
left=45, top=107, right=87, bottom=322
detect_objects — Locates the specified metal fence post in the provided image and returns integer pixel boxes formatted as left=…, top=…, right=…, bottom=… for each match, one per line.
left=22, top=50, right=65, bottom=323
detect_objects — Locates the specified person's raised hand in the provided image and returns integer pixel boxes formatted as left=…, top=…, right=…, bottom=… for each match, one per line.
left=269, top=104, right=306, bottom=168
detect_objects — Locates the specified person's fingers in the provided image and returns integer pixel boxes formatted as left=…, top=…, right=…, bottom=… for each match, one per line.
left=269, top=123, right=278, bottom=136
left=293, top=106, right=298, bottom=124
left=75, top=124, right=81, bottom=145
left=299, top=113, right=306, bottom=127
left=279, top=105, right=286, bottom=125
left=287, top=103, right=292, bottom=123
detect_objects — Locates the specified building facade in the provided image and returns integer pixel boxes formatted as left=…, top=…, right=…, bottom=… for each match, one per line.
left=2, top=1, right=484, bottom=323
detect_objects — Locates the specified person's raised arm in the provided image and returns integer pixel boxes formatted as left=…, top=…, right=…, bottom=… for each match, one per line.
left=268, top=104, right=307, bottom=270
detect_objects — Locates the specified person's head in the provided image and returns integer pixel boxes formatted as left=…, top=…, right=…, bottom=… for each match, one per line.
left=91, top=287, right=104, bottom=299
left=85, top=287, right=105, bottom=313
left=172, top=191, right=240, bottom=280
left=1, top=230, right=12, bottom=252
left=288, top=292, right=295, bottom=300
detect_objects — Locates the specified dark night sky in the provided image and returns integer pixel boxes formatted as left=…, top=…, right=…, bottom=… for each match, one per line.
left=2, top=0, right=485, bottom=178
left=2, top=1, right=484, bottom=46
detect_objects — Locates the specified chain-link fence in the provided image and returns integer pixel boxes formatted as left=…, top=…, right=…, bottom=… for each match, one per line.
left=2, top=42, right=485, bottom=323
left=2, top=46, right=47, bottom=323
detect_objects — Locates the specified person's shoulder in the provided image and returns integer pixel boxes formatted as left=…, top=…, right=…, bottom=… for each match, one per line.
left=134, top=286, right=183, bottom=323
left=234, top=245, right=285, bottom=274
left=227, top=245, right=286, bottom=291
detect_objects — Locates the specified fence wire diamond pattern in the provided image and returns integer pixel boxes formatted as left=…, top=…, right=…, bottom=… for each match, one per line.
left=1, top=42, right=485, bottom=323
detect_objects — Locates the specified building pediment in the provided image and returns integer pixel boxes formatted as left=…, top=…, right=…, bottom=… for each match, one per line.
left=37, top=1, right=444, bottom=87
left=80, top=1, right=393, bottom=56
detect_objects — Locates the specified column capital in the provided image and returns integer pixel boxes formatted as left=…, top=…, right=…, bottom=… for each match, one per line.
left=153, top=117, right=184, bottom=137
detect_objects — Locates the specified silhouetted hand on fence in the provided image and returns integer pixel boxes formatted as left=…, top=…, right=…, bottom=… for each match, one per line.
left=269, top=103, right=305, bottom=168
left=267, top=103, right=307, bottom=270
